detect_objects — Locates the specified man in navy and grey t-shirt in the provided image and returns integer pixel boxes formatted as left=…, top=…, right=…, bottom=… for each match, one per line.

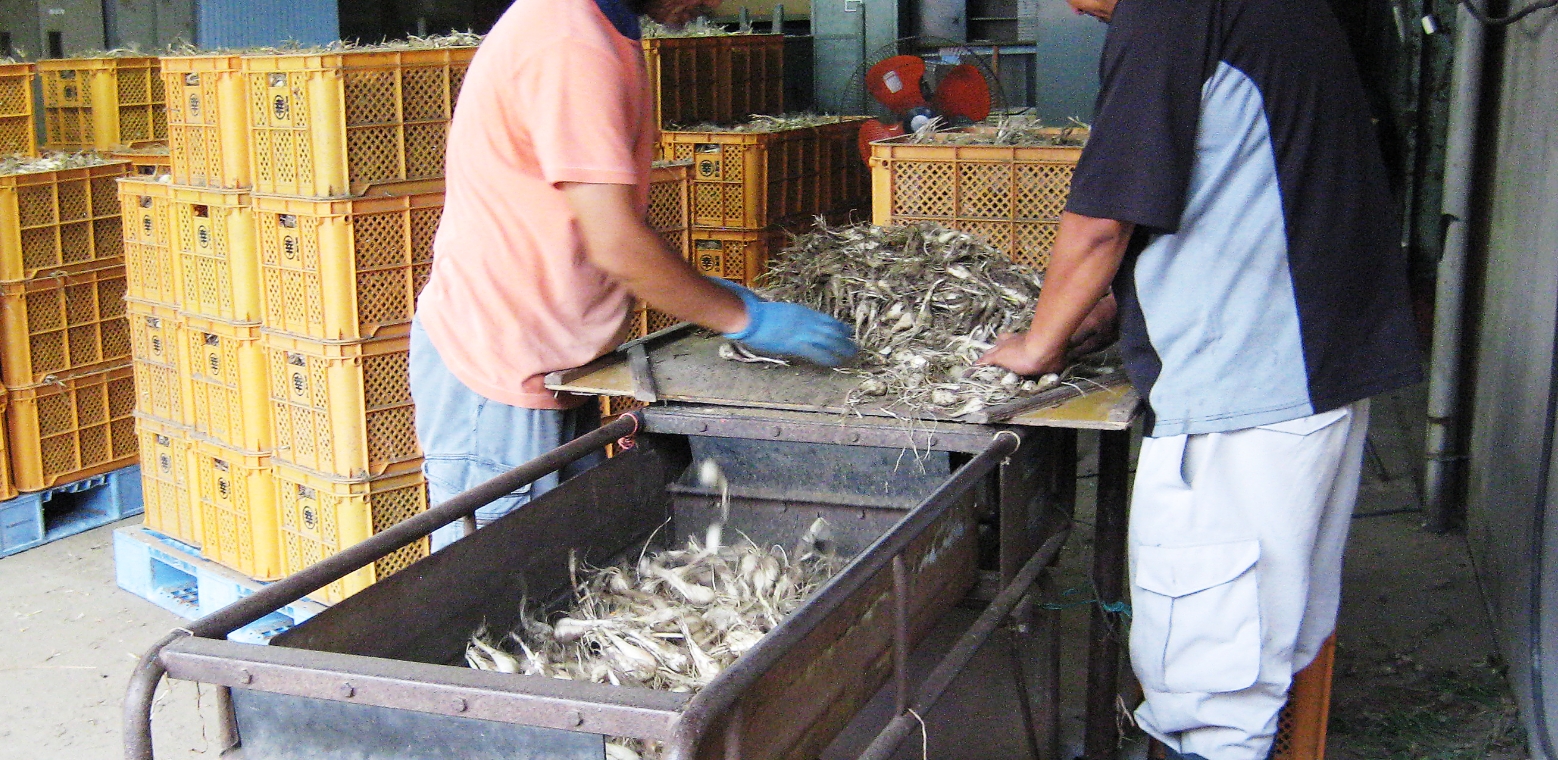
left=980, top=0, right=1421, bottom=756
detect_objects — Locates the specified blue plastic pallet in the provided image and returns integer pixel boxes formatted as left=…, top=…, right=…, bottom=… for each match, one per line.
left=0, top=465, right=144, bottom=558
left=114, top=524, right=328, bottom=645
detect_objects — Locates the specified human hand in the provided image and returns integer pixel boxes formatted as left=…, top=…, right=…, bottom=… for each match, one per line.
left=1068, top=293, right=1119, bottom=358
left=976, top=332, right=1066, bottom=377
left=713, top=278, right=858, bottom=367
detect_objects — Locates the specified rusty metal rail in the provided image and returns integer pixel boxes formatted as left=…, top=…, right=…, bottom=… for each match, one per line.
left=123, top=413, right=641, bottom=760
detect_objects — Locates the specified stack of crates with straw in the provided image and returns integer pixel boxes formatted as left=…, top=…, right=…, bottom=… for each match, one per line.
left=38, top=56, right=165, bottom=151
left=237, top=45, right=470, bottom=603
left=660, top=115, right=871, bottom=289
left=0, top=154, right=138, bottom=545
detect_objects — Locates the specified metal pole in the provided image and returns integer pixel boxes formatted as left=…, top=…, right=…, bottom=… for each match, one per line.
left=1423, top=4, right=1487, bottom=533
left=1084, top=430, right=1130, bottom=759
left=123, top=413, right=638, bottom=760
left=856, top=527, right=1072, bottom=760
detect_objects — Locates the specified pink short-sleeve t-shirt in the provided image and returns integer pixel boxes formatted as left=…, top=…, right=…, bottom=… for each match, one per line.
left=416, top=0, right=655, bottom=410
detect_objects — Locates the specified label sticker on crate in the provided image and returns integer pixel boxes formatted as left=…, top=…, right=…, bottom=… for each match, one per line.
left=695, top=239, right=723, bottom=275
left=695, top=144, right=721, bottom=179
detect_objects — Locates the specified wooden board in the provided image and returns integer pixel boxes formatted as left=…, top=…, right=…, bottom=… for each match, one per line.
left=547, top=331, right=1141, bottom=431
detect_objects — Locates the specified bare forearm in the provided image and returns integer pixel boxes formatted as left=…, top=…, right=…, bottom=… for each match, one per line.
left=1023, top=213, right=1134, bottom=359
left=562, top=182, right=746, bottom=334
left=978, top=212, right=1133, bottom=375
left=590, top=222, right=747, bottom=332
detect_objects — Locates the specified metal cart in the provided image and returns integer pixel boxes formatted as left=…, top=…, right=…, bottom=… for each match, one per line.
left=124, top=329, right=1140, bottom=760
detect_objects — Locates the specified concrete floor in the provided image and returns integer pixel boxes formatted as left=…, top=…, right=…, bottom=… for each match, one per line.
left=0, top=383, right=1524, bottom=759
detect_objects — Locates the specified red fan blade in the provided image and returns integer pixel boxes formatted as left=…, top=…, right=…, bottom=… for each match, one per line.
left=865, top=55, right=928, bottom=113
left=932, top=63, right=992, bottom=122
left=858, top=119, right=906, bottom=164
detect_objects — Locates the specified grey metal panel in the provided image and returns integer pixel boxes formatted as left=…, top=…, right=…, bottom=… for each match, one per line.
left=231, top=689, right=606, bottom=760
left=105, top=0, right=195, bottom=49
left=921, top=0, right=966, bottom=42
left=812, top=0, right=898, bottom=114
left=35, top=0, right=105, bottom=56
left=196, top=0, right=337, bottom=49
left=1026, top=3, right=1105, bottom=122
left=1465, top=12, right=1558, bottom=760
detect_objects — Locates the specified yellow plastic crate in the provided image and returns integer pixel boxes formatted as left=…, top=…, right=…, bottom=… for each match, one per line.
left=254, top=184, right=442, bottom=341
left=244, top=47, right=474, bottom=197
left=119, top=176, right=178, bottom=306
left=0, top=161, right=129, bottom=282
left=108, top=143, right=172, bottom=177
left=39, top=57, right=166, bottom=150
left=689, top=227, right=789, bottom=287
left=274, top=460, right=428, bottom=604
left=0, top=63, right=38, bottom=157
left=7, top=362, right=138, bottom=492
left=161, top=55, right=250, bottom=188
left=264, top=331, right=418, bottom=479
left=643, top=34, right=783, bottom=128
left=0, top=264, right=131, bottom=387
left=649, top=160, right=691, bottom=260
left=184, top=313, right=270, bottom=452
left=189, top=437, right=280, bottom=580
left=869, top=128, right=1087, bottom=274
left=127, top=298, right=180, bottom=366
left=171, top=186, right=259, bottom=322
left=661, top=116, right=869, bottom=230
left=136, top=413, right=199, bottom=547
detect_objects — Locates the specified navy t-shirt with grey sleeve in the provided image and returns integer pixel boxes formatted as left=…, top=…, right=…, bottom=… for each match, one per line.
left=1065, top=0, right=1423, bottom=437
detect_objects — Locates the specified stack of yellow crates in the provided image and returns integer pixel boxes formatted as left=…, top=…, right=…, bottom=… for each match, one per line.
left=144, top=48, right=474, bottom=603
left=38, top=56, right=165, bottom=151
left=0, top=156, right=136, bottom=498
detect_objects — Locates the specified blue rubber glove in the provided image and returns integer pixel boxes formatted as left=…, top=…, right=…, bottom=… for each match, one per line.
left=712, top=278, right=858, bottom=367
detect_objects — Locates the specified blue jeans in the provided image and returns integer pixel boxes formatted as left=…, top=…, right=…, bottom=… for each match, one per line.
left=409, top=318, right=602, bottom=551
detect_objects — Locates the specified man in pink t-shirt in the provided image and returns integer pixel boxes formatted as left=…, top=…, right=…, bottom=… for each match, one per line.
left=413, top=0, right=856, bottom=549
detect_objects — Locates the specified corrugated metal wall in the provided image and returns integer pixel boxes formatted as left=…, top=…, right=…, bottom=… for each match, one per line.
left=1465, top=9, right=1558, bottom=759
left=197, top=0, right=338, bottom=48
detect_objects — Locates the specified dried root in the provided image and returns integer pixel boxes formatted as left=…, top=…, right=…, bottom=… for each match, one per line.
left=0, top=151, right=117, bottom=176
left=907, top=115, right=1090, bottom=147
left=669, top=112, right=854, bottom=133
left=748, top=220, right=1086, bottom=416
left=467, top=519, right=842, bottom=760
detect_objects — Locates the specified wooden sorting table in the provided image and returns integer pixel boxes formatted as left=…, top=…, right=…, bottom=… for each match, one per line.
left=548, top=328, right=1142, bottom=760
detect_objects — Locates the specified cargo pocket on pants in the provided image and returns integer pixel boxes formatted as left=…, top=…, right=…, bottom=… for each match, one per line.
left=1132, top=539, right=1263, bottom=693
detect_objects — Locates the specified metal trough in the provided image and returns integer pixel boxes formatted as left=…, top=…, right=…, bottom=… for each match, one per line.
left=125, top=412, right=1070, bottom=760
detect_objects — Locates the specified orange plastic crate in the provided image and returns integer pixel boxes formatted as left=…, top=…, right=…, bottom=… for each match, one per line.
left=189, top=437, right=280, bottom=580
left=253, top=184, right=442, bottom=341
left=642, top=34, right=784, bottom=127
left=649, top=160, right=691, bottom=260
left=661, top=116, right=869, bottom=230
left=136, top=413, right=199, bottom=547
left=869, top=127, right=1087, bottom=273
left=109, top=143, right=172, bottom=177
left=0, top=264, right=130, bottom=387
left=39, top=57, right=166, bottom=150
left=0, top=392, right=14, bottom=501
left=0, top=62, right=38, bottom=157
left=0, top=161, right=129, bottom=282
left=7, top=362, right=138, bottom=492
left=689, top=226, right=789, bottom=287
left=274, top=459, right=427, bottom=604
left=161, top=54, right=250, bottom=188
left=128, top=299, right=190, bottom=427
left=243, top=48, right=474, bottom=197
left=263, top=331, right=418, bottom=479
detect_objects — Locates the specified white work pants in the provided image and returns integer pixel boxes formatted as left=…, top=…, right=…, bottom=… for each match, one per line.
left=1128, top=401, right=1370, bottom=760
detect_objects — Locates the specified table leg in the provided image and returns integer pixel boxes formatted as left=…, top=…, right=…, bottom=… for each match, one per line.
left=1084, top=429, right=1131, bottom=759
